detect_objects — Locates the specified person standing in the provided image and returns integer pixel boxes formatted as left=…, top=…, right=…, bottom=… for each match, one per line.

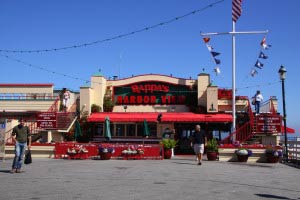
left=62, top=88, right=70, bottom=112
left=11, top=118, right=31, bottom=173
left=253, top=90, right=263, bottom=115
left=191, top=125, right=207, bottom=165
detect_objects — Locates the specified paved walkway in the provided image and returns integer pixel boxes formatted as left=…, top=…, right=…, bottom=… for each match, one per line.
left=1, top=156, right=299, bottom=200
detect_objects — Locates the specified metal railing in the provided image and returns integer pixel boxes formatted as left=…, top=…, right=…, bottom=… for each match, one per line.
left=286, top=137, right=300, bottom=166
left=0, top=95, right=59, bottom=100
left=221, top=98, right=254, bottom=144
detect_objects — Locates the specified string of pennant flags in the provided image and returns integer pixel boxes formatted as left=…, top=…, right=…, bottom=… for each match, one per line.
left=202, top=35, right=271, bottom=77
left=251, top=36, right=271, bottom=77
left=202, top=37, right=222, bottom=76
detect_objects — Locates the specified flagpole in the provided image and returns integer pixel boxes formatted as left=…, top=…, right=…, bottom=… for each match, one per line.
left=232, top=21, right=237, bottom=138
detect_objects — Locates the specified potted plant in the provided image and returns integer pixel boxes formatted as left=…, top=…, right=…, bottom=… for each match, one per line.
left=235, top=148, right=252, bottom=162
left=161, top=139, right=177, bottom=159
left=206, top=138, right=218, bottom=161
left=265, top=147, right=282, bottom=163
left=98, top=144, right=115, bottom=160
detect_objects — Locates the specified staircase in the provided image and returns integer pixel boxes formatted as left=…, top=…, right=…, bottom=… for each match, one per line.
left=220, top=97, right=281, bottom=144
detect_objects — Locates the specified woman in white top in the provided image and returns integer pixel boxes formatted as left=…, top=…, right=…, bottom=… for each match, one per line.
left=253, top=90, right=263, bottom=114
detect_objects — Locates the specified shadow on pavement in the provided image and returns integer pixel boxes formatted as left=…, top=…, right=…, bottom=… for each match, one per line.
left=0, top=170, right=11, bottom=173
left=255, top=193, right=296, bottom=200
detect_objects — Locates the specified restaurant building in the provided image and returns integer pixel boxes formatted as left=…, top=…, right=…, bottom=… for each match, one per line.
left=81, top=72, right=253, bottom=153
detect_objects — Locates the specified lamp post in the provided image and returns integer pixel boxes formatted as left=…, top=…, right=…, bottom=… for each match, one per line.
left=278, top=65, right=288, bottom=162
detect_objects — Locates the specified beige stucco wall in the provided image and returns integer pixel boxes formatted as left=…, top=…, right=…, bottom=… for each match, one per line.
left=197, top=73, right=210, bottom=107
left=80, top=87, right=94, bottom=114
left=82, top=74, right=198, bottom=115
left=107, top=74, right=195, bottom=87
left=0, top=100, right=57, bottom=112
left=0, top=85, right=53, bottom=94
left=207, top=86, right=218, bottom=113
left=91, top=76, right=107, bottom=109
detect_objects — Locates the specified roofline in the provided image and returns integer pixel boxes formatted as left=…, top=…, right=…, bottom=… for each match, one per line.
left=0, top=83, right=54, bottom=87
left=108, top=74, right=195, bottom=82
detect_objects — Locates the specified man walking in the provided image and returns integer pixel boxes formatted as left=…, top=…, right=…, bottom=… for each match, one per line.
left=191, top=125, right=207, bottom=165
left=11, top=118, right=31, bottom=173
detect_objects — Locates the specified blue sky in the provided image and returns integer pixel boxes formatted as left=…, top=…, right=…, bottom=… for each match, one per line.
left=0, top=0, right=299, bottom=135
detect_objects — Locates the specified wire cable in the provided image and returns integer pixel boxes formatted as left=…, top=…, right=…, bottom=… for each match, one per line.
left=0, top=0, right=224, bottom=54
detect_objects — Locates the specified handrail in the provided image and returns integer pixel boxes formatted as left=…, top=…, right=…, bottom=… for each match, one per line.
left=47, top=97, right=60, bottom=112
left=57, top=116, right=78, bottom=133
left=0, top=95, right=58, bottom=100
left=220, top=98, right=254, bottom=144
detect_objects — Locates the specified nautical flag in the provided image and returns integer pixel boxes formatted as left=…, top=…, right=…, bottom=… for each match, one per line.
left=232, top=0, right=242, bottom=22
left=214, top=58, right=221, bottom=65
left=251, top=69, right=258, bottom=77
left=203, top=37, right=210, bottom=43
left=255, top=60, right=264, bottom=69
left=260, top=37, right=271, bottom=49
left=259, top=51, right=268, bottom=59
left=214, top=67, right=221, bottom=75
left=206, top=44, right=213, bottom=52
left=211, top=51, right=220, bottom=57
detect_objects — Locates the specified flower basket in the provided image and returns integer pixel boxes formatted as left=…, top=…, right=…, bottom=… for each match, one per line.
left=265, top=148, right=282, bottom=163
left=237, top=154, right=249, bottom=162
left=235, top=148, right=252, bottom=162
left=207, top=152, right=218, bottom=161
left=98, top=144, right=115, bottom=160
left=164, top=149, right=172, bottom=159
left=100, top=152, right=112, bottom=160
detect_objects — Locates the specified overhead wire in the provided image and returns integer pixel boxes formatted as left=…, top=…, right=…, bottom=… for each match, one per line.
left=0, top=0, right=225, bottom=54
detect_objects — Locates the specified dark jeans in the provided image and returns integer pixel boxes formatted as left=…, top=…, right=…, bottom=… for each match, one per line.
left=255, top=101, right=261, bottom=114
left=12, top=141, right=27, bottom=169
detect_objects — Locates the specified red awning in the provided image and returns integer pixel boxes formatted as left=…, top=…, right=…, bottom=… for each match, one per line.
left=87, top=112, right=233, bottom=123
left=281, top=126, right=295, bottom=134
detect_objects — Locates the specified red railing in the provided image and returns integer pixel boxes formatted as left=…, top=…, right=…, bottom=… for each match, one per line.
left=221, top=98, right=255, bottom=144
left=47, top=96, right=60, bottom=112
left=54, top=142, right=163, bottom=160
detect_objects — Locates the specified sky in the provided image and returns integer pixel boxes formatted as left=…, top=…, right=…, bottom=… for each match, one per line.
left=0, top=0, right=299, bottom=135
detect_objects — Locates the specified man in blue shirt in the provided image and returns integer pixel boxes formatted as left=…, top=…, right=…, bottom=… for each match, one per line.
left=191, top=125, right=207, bottom=165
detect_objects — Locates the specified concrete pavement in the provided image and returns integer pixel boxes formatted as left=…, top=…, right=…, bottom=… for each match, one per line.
left=1, top=156, right=299, bottom=200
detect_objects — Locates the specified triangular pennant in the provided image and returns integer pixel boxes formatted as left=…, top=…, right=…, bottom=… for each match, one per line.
left=211, top=51, right=220, bottom=57
left=255, top=60, right=264, bottom=69
left=259, top=51, right=268, bottom=59
left=260, top=36, right=271, bottom=49
left=206, top=44, right=213, bottom=52
left=203, top=37, right=210, bottom=43
left=251, top=69, right=258, bottom=77
left=214, top=58, right=221, bottom=65
left=214, top=67, right=221, bottom=75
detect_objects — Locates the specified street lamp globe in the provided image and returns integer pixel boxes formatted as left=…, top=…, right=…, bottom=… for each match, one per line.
left=278, top=65, right=287, bottom=80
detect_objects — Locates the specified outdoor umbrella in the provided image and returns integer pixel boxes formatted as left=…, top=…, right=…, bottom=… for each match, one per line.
left=143, top=119, right=150, bottom=138
left=105, top=116, right=112, bottom=141
left=74, top=120, right=82, bottom=141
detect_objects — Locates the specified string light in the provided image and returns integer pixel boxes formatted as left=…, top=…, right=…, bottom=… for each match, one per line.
left=0, top=0, right=224, bottom=54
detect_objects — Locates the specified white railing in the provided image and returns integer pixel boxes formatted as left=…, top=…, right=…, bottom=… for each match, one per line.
left=287, top=137, right=300, bottom=165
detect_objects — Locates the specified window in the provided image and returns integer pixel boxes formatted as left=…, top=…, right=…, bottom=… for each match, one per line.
left=115, top=124, right=125, bottom=137
left=137, top=124, right=144, bottom=137
left=148, top=123, right=157, bottom=137
left=136, top=123, right=157, bottom=137
left=95, top=124, right=104, bottom=136
left=126, top=124, right=136, bottom=137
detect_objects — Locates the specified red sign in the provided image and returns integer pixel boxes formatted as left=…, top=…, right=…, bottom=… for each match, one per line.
left=256, top=115, right=282, bottom=133
left=37, top=112, right=57, bottom=129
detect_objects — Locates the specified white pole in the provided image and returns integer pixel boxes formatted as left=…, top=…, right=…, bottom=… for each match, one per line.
left=200, top=30, right=268, bottom=36
left=232, top=21, right=236, bottom=138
